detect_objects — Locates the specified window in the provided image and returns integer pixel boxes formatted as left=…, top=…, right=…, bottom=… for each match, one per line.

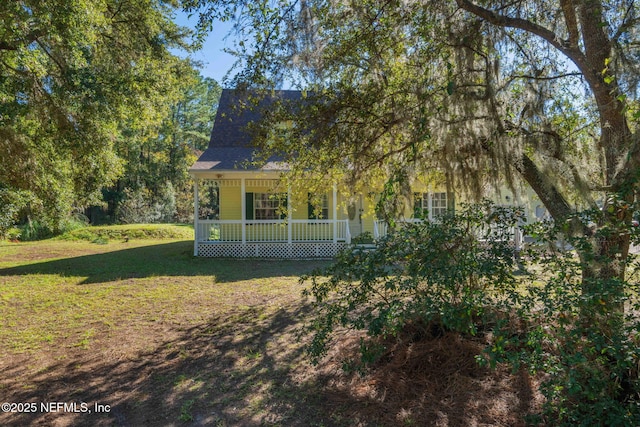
left=245, top=193, right=287, bottom=220
left=430, top=192, right=448, bottom=217
left=414, top=192, right=449, bottom=220
left=308, top=194, right=329, bottom=219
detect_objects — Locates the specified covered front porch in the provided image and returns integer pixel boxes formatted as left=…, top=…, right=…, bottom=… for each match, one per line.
left=192, top=176, right=353, bottom=258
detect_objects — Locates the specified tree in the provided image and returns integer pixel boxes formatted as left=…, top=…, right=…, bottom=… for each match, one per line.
left=106, top=69, right=221, bottom=224
left=187, top=0, right=640, bottom=421
left=0, top=0, right=192, bottom=232
left=188, top=0, right=639, bottom=288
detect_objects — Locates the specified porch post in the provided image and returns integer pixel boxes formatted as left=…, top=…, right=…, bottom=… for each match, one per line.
left=193, top=178, right=199, bottom=256
left=332, top=185, right=338, bottom=243
left=287, top=186, right=292, bottom=244
left=241, top=178, right=246, bottom=244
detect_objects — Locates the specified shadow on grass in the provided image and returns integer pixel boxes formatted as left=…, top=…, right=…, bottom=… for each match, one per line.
left=0, top=241, right=330, bottom=284
left=0, top=298, right=539, bottom=427
left=0, top=301, right=365, bottom=426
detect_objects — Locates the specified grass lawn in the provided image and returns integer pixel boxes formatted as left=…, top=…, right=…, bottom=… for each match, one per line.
left=0, top=231, right=539, bottom=426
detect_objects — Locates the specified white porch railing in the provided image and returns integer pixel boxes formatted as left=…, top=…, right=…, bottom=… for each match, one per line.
left=197, top=219, right=351, bottom=243
left=373, top=218, right=523, bottom=251
left=373, top=218, right=422, bottom=239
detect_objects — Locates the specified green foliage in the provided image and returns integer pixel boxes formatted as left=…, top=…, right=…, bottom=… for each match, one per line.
left=18, top=214, right=88, bottom=241
left=0, top=186, right=31, bottom=239
left=115, top=183, right=177, bottom=224
left=108, top=70, right=221, bottom=225
left=17, top=220, right=55, bottom=242
left=350, top=231, right=374, bottom=245
left=303, top=201, right=523, bottom=366
left=304, top=202, right=640, bottom=424
left=483, top=214, right=640, bottom=426
left=197, top=180, right=219, bottom=220
left=59, top=224, right=194, bottom=242
left=0, top=0, right=194, bottom=228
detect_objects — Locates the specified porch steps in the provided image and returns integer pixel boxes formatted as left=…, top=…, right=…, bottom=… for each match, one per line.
left=353, top=243, right=377, bottom=253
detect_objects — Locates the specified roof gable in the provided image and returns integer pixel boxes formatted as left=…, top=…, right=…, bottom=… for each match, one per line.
left=190, top=89, right=303, bottom=172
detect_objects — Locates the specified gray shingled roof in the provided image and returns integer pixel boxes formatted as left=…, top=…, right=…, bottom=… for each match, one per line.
left=190, top=89, right=303, bottom=172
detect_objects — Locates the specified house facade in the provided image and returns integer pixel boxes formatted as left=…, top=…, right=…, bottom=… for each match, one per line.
left=190, top=90, right=365, bottom=257
left=190, top=89, right=540, bottom=258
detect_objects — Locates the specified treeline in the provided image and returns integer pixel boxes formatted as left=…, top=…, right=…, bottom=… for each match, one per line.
left=0, top=1, right=220, bottom=239
left=92, top=72, right=220, bottom=226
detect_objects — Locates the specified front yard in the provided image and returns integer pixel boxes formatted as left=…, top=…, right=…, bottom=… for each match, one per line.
left=0, top=235, right=537, bottom=426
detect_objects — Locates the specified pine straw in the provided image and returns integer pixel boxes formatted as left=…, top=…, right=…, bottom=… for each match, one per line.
left=316, top=321, right=542, bottom=426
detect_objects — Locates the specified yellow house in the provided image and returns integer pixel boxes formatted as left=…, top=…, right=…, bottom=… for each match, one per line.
left=190, top=89, right=537, bottom=257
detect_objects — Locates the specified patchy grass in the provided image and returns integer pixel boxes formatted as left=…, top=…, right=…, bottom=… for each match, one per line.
left=0, top=232, right=540, bottom=426
left=57, top=223, right=195, bottom=243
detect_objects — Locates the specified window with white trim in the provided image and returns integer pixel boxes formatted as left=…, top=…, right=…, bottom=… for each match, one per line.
left=245, top=192, right=287, bottom=220
left=414, top=192, right=449, bottom=220
left=308, top=193, right=329, bottom=219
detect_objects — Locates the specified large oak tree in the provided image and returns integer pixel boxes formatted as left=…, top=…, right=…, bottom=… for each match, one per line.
left=0, top=0, right=192, bottom=231
left=189, top=0, right=639, bottom=287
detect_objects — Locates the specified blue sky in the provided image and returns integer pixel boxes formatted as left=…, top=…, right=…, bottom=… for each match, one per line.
left=173, top=10, right=237, bottom=84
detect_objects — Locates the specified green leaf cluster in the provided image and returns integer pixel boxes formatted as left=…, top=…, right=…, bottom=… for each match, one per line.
left=303, top=201, right=523, bottom=366
left=304, top=202, right=640, bottom=424
left=483, top=209, right=640, bottom=425
left=0, top=0, right=194, bottom=230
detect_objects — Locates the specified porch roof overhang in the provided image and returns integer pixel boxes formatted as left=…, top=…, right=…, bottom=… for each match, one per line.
left=189, top=147, right=290, bottom=178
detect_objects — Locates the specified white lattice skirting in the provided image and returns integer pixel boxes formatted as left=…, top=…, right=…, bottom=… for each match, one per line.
left=197, top=242, right=348, bottom=258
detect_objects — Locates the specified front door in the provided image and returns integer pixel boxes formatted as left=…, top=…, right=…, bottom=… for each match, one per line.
left=347, top=195, right=363, bottom=238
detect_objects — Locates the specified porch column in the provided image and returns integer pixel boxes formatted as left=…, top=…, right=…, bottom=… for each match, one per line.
left=332, top=185, right=338, bottom=243
left=241, top=178, right=246, bottom=244
left=193, top=178, right=199, bottom=256
left=287, top=186, right=292, bottom=244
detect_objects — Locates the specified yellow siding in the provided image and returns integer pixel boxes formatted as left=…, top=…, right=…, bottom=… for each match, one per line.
left=292, top=198, right=307, bottom=220
left=361, top=197, right=375, bottom=235
left=218, top=183, right=336, bottom=221
left=219, top=186, right=241, bottom=220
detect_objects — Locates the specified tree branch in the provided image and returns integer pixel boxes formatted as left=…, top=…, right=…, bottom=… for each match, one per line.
left=513, top=152, right=574, bottom=221
left=560, top=0, right=579, bottom=48
left=454, top=0, right=587, bottom=72
left=612, top=2, right=638, bottom=43
left=511, top=72, right=583, bottom=81
left=0, top=29, right=45, bottom=51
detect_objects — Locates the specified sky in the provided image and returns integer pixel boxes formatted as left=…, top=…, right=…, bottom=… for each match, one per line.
left=172, top=10, right=238, bottom=85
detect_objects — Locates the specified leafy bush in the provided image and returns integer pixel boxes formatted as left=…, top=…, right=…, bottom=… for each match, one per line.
left=485, top=215, right=640, bottom=426
left=116, top=183, right=178, bottom=224
left=302, top=201, right=523, bottom=367
left=116, top=187, right=159, bottom=224
left=303, top=202, right=640, bottom=424
left=0, top=187, right=30, bottom=240
left=19, top=220, right=55, bottom=241
left=17, top=214, right=88, bottom=241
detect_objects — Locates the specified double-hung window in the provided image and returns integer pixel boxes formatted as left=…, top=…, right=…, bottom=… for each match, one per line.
left=245, top=193, right=287, bottom=220
left=308, top=194, right=329, bottom=219
left=414, top=192, right=449, bottom=220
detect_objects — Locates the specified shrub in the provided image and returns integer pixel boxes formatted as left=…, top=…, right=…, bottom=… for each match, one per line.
left=116, top=183, right=178, bottom=224
left=302, top=201, right=523, bottom=367
left=303, top=202, right=640, bottom=425
left=19, top=220, right=55, bottom=241
left=484, top=216, right=640, bottom=426
left=17, top=213, right=88, bottom=241
left=0, top=187, right=30, bottom=240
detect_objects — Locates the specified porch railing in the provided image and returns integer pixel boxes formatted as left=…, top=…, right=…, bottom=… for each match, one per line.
left=373, top=218, right=523, bottom=250
left=373, top=218, right=421, bottom=239
left=197, top=219, right=351, bottom=243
